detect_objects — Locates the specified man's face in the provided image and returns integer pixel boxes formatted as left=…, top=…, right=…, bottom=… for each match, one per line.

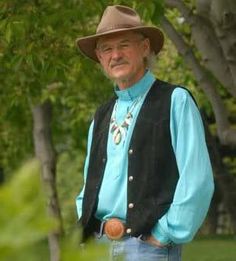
left=96, top=31, right=150, bottom=89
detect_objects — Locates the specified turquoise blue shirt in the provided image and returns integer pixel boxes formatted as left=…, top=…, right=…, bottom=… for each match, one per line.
left=76, top=71, right=214, bottom=244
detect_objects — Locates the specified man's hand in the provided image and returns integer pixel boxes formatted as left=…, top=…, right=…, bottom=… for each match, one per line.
left=144, top=235, right=168, bottom=248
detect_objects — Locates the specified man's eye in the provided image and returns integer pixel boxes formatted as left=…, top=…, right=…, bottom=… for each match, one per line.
left=102, top=47, right=112, bottom=53
left=120, top=43, right=129, bottom=48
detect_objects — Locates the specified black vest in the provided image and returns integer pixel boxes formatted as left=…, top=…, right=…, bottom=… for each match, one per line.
left=81, top=79, right=181, bottom=240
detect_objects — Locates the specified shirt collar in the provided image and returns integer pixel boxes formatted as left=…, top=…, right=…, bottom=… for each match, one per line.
left=114, top=70, right=156, bottom=101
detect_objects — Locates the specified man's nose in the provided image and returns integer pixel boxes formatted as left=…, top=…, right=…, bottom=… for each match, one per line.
left=111, top=46, right=123, bottom=60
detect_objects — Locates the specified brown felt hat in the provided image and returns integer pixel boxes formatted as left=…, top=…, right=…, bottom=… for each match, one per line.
left=76, top=5, right=164, bottom=62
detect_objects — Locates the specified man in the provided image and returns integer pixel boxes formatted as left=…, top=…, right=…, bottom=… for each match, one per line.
left=76, top=5, right=214, bottom=261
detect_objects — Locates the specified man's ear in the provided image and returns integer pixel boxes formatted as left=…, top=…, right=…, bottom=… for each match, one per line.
left=95, top=49, right=102, bottom=62
left=143, top=38, right=151, bottom=57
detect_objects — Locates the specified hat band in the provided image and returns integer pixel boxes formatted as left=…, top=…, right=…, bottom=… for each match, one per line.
left=97, top=23, right=142, bottom=34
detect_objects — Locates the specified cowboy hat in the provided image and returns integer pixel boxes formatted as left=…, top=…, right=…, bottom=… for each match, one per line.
left=76, top=5, right=164, bottom=62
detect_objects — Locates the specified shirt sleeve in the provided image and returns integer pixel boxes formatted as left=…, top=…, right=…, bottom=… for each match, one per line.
left=75, top=120, right=94, bottom=220
left=151, top=87, right=214, bottom=244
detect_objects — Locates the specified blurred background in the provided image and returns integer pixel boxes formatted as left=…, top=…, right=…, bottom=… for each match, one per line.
left=0, top=0, right=235, bottom=260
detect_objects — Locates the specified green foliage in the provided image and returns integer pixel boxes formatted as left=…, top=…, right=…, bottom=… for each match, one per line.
left=0, top=0, right=112, bottom=174
left=56, top=150, right=85, bottom=233
left=183, top=236, right=236, bottom=261
left=0, top=159, right=56, bottom=260
left=155, top=37, right=201, bottom=102
left=61, top=234, right=110, bottom=261
left=0, top=159, right=109, bottom=261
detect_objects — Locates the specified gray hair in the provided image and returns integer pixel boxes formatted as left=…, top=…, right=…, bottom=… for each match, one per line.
left=144, top=51, right=156, bottom=71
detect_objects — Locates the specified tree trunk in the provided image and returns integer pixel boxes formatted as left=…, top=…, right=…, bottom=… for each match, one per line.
left=0, top=167, right=4, bottom=184
left=197, top=0, right=236, bottom=94
left=32, top=101, right=63, bottom=261
left=166, top=0, right=236, bottom=97
left=160, top=15, right=236, bottom=145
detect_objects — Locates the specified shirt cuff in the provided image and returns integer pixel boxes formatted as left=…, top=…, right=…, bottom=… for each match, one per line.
left=151, top=222, right=171, bottom=245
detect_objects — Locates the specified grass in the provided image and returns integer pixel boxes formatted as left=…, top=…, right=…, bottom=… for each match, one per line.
left=5, top=236, right=235, bottom=261
left=183, top=236, right=236, bottom=261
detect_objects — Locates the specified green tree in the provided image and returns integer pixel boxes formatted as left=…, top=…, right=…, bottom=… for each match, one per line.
left=0, top=160, right=56, bottom=261
left=0, top=1, right=112, bottom=259
left=0, top=159, right=109, bottom=261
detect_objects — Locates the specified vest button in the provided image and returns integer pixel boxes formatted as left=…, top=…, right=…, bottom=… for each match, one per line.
left=128, top=149, right=133, bottom=155
left=102, top=158, right=106, bottom=163
left=128, top=176, right=134, bottom=181
left=128, top=203, right=134, bottom=208
left=126, top=228, right=132, bottom=234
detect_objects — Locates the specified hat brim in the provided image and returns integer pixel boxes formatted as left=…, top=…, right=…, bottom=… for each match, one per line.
left=76, top=26, right=164, bottom=62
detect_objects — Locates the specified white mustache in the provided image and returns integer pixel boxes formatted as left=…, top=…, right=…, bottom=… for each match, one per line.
left=110, top=61, right=128, bottom=68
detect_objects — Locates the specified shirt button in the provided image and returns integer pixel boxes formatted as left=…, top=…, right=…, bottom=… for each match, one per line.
left=128, top=176, right=134, bottom=181
left=128, top=203, right=134, bottom=208
left=128, top=149, right=133, bottom=155
left=126, top=228, right=132, bottom=234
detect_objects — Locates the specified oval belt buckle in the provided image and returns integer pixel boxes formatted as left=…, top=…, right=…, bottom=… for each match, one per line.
left=104, top=218, right=125, bottom=240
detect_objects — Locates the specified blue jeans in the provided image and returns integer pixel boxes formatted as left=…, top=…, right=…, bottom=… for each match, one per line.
left=98, top=236, right=182, bottom=261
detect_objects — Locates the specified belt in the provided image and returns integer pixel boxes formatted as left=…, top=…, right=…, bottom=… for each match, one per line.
left=96, top=219, right=173, bottom=248
left=98, top=218, right=126, bottom=240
